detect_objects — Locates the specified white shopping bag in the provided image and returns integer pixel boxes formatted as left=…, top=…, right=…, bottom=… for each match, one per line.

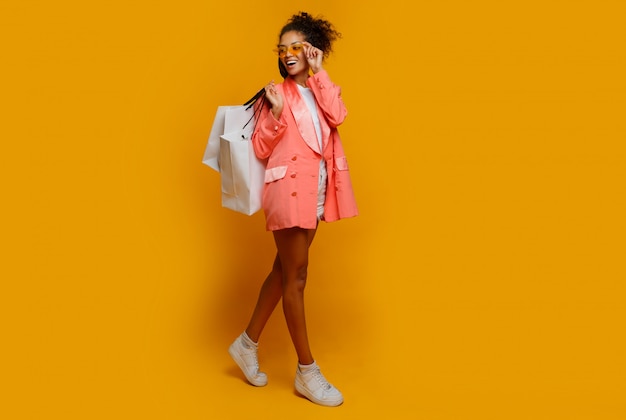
left=219, top=125, right=265, bottom=215
left=202, top=92, right=266, bottom=215
left=202, top=105, right=237, bottom=172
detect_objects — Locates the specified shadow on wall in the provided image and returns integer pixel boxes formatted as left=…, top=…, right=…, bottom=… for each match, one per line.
left=186, top=134, right=373, bottom=371
left=192, top=193, right=295, bottom=356
left=195, top=205, right=372, bottom=362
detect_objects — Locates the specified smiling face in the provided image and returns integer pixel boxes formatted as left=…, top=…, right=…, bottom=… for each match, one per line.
left=278, top=31, right=309, bottom=79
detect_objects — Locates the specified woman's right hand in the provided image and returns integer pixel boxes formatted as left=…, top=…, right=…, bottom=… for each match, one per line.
left=264, top=81, right=283, bottom=120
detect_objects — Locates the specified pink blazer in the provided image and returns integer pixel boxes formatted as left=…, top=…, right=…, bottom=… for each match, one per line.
left=252, top=70, right=358, bottom=231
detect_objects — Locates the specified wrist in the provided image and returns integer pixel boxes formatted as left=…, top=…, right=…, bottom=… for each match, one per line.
left=271, top=107, right=282, bottom=120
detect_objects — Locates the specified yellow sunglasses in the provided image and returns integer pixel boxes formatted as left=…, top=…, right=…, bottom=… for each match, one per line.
left=274, top=42, right=305, bottom=58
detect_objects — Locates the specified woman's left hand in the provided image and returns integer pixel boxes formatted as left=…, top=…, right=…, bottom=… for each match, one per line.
left=302, top=42, right=324, bottom=74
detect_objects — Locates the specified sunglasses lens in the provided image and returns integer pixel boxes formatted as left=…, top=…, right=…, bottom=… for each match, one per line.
left=276, top=43, right=304, bottom=57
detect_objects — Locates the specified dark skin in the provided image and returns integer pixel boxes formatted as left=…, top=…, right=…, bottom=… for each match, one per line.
left=244, top=31, right=326, bottom=366
left=265, top=31, right=324, bottom=119
left=245, top=227, right=318, bottom=365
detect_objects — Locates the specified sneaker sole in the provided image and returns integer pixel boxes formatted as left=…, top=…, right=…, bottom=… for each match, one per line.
left=228, top=344, right=267, bottom=387
left=295, top=379, right=344, bottom=407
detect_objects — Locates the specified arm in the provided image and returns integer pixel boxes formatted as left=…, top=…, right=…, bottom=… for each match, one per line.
left=307, top=69, right=348, bottom=128
left=251, top=94, right=287, bottom=159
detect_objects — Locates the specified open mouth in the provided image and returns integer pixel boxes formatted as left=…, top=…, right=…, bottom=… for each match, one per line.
left=286, top=59, right=297, bottom=67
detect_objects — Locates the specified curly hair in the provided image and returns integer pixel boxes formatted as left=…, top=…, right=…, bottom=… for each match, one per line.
left=277, top=12, right=341, bottom=78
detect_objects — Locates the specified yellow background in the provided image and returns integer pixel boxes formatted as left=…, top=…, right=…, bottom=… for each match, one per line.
left=2, top=0, right=625, bottom=418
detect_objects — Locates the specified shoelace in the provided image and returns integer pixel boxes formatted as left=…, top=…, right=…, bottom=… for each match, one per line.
left=311, top=368, right=331, bottom=390
left=243, top=341, right=261, bottom=371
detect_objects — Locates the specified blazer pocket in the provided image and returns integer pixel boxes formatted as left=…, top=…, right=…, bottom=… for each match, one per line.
left=335, top=156, right=349, bottom=171
left=264, top=165, right=288, bottom=183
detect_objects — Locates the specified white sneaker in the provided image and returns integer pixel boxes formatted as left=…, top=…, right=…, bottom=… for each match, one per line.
left=295, top=363, right=343, bottom=406
left=228, top=333, right=268, bottom=387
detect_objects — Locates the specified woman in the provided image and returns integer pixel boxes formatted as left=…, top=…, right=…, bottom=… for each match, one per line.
left=228, top=12, right=357, bottom=407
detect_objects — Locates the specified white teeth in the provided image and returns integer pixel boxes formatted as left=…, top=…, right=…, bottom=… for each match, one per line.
left=287, top=60, right=297, bottom=65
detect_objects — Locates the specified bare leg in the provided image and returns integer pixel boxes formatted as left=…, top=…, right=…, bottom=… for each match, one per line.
left=273, top=226, right=318, bottom=365
left=245, top=255, right=283, bottom=343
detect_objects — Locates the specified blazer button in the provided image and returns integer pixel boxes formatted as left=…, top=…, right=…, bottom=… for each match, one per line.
left=291, top=156, right=297, bottom=161
left=290, top=173, right=296, bottom=178
left=291, top=192, right=297, bottom=196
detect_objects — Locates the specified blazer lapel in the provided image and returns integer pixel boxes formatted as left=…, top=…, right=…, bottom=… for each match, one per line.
left=283, top=78, right=321, bottom=154
left=316, top=106, right=331, bottom=153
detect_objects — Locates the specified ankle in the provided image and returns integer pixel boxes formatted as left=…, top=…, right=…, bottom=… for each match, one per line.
left=242, top=331, right=258, bottom=347
left=298, top=360, right=317, bottom=373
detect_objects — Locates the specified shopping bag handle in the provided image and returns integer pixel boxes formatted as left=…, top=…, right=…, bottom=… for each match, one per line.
left=243, top=88, right=266, bottom=110
left=242, top=92, right=266, bottom=130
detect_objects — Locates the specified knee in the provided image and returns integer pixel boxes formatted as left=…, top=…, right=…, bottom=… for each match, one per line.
left=295, top=265, right=308, bottom=284
left=284, top=264, right=308, bottom=293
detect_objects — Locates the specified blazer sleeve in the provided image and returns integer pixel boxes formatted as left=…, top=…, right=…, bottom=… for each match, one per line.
left=251, top=99, right=287, bottom=159
left=307, top=70, right=348, bottom=128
